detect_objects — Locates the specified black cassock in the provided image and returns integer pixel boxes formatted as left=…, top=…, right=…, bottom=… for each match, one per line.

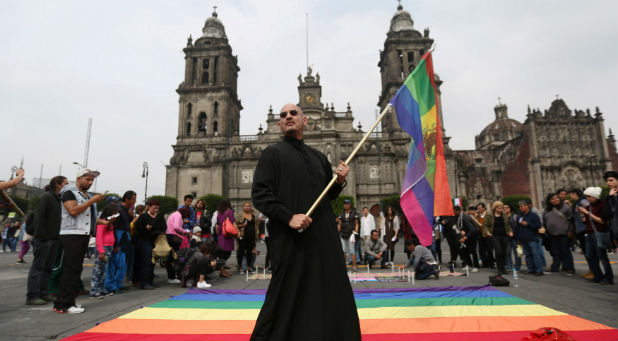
left=250, top=136, right=361, bottom=341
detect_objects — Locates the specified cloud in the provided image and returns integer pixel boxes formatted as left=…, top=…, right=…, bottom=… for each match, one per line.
left=1, top=0, right=616, bottom=198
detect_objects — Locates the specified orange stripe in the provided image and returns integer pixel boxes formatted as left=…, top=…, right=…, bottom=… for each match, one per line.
left=89, top=315, right=611, bottom=335
left=362, top=315, right=613, bottom=334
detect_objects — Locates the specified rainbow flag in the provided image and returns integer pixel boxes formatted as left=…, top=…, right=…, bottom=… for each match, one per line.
left=390, top=52, right=453, bottom=246
left=63, top=286, right=617, bottom=341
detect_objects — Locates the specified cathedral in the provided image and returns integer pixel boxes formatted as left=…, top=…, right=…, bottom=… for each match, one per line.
left=165, top=5, right=618, bottom=210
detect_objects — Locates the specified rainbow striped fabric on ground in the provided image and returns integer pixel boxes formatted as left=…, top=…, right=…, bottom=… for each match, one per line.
left=63, top=285, right=617, bottom=341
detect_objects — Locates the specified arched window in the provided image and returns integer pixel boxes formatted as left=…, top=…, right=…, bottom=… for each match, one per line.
left=198, top=112, right=207, bottom=133
left=213, top=121, right=218, bottom=136
left=187, top=103, right=192, bottom=116
left=186, top=122, right=192, bottom=136
left=214, top=101, right=219, bottom=116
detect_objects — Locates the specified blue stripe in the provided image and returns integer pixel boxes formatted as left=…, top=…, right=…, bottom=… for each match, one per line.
left=169, top=290, right=512, bottom=302
left=412, top=177, right=435, bottom=226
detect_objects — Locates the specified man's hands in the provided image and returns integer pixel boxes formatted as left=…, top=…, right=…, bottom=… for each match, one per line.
left=335, top=161, right=350, bottom=184
left=610, top=187, right=617, bottom=196
left=289, top=214, right=312, bottom=231
left=98, top=253, right=105, bottom=261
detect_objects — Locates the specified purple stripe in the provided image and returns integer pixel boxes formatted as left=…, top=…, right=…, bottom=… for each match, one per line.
left=184, top=285, right=498, bottom=296
left=412, top=177, right=434, bottom=225
left=351, top=285, right=498, bottom=293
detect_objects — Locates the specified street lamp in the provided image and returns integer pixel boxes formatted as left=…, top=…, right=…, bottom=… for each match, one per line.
left=142, top=162, right=149, bottom=203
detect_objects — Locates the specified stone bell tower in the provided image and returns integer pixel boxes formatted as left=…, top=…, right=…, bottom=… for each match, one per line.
left=377, top=3, right=434, bottom=134
left=166, top=8, right=243, bottom=200
left=176, top=8, right=242, bottom=140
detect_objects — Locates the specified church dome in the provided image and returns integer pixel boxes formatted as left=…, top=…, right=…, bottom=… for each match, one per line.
left=201, top=11, right=227, bottom=39
left=390, top=4, right=414, bottom=32
left=476, top=103, right=523, bottom=150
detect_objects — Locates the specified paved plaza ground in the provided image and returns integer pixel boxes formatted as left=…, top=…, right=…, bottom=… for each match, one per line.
left=0, top=241, right=616, bottom=341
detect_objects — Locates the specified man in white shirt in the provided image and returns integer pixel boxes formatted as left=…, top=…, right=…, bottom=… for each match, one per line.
left=359, top=207, right=375, bottom=264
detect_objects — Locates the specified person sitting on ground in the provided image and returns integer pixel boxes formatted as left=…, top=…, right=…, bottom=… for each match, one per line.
left=364, top=230, right=387, bottom=269
left=178, top=241, right=216, bottom=289
left=404, top=238, right=439, bottom=280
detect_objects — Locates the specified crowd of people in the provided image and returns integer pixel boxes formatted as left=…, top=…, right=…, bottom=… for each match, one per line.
left=2, top=166, right=616, bottom=315
left=438, top=171, right=618, bottom=285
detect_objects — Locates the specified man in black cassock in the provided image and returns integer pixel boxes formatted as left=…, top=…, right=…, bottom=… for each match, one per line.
left=250, top=103, right=361, bottom=340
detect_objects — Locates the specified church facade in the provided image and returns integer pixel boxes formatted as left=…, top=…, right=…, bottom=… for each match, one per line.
left=165, top=5, right=617, bottom=211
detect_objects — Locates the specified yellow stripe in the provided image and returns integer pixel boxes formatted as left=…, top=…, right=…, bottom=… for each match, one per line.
left=120, top=304, right=564, bottom=321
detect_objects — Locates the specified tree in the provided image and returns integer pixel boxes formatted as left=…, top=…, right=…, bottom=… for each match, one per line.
left=380, top=194, right=401, bottom=214
left=501, top=195, right=531, bottom=214
left=147, top=195, right=178, bottom=216
left=199, top=194, right=223, bottom=213
left=331, top=195, right=355, bottom=215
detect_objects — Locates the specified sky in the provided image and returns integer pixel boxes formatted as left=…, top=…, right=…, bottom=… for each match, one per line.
left=1, top=0, right=617, bottom=200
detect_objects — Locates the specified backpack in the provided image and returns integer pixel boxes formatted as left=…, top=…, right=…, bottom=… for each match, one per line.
left=25, top=212, right=36, bottom=236
left=489, top=274, right=510, bottom=287
left=152, top=234, right=175, bottom=264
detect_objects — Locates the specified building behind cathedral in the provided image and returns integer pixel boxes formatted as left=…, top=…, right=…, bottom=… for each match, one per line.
left=165, top=5, right=618, bottom=210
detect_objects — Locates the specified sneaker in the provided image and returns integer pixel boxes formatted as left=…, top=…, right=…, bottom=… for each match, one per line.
left=462, top=266, right=470, bottom=271
left=89, top=294, right=102, bottom=299
left=167, top=279, right=181, bottom=284
left=471, top=268, right=479, bottom=273
left=26, top=298, right=47, bottom=305
left=53, top=307, right=67, bottom=314
left=16, top=259, right=27, bottom=264
left=67, top=305, right=85, bottom=314
left=239, top=270, right=246, bottom=275
left=140, top=284, right=154, bottom=290
left=248, top=268, right=255, bottom=274
left=196, top=281, right=212, bottom=289
left=102, top=291, right=114, bottom=297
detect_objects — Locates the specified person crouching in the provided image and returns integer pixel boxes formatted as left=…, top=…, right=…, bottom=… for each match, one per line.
left=404, top=238, right=439, bottom=280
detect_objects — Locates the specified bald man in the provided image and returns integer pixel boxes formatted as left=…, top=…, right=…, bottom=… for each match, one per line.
left=250, top=104, right=361, bottom=340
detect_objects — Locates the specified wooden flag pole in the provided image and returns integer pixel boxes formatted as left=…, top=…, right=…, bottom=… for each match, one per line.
left=305, top=104, right=393, bottom=218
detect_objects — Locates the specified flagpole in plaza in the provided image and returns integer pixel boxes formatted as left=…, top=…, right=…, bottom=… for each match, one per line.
left=305, top=103, right=393, bottom=218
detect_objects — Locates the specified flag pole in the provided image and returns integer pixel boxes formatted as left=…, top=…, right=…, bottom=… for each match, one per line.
left=305, top=103, right=393, bottom=217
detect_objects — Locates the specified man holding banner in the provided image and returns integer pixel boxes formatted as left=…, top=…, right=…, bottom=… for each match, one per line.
left=250, top=103, right=361, bottom=340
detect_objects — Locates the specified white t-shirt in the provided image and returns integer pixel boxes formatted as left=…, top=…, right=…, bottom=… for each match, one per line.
left=360, top=213, right=375, bottom=237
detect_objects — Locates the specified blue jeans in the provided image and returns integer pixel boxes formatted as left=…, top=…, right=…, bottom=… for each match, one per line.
left=409, top=256, right=438, bottom=279
left=521, top=239, right=543, bottom=273
left=91, top=246, right=112, bottom=296
left=365, top=254, right=386, bottom=268
left=353, top=236, right=361, bottom=262
left=505, top=238, right=521, bottom=270
left=585, top=233, right=614, bottom=283
left=538, top=238, right=546, bottom=268
left=8, top=237, right=17, bottom=252
left=105, top=230, right=128, bottom=292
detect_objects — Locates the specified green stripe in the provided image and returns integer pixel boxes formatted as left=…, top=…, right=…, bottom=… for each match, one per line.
left=150, top=297, right=533, bottom=310
left=403, top=59, right=435, bottom=116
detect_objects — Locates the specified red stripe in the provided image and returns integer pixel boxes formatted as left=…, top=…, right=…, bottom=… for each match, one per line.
left=362, top=329, right=618, bottom=341
left=62, top=333, right=250, bottom=341
left=62, top=329, right=618, bottom=341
